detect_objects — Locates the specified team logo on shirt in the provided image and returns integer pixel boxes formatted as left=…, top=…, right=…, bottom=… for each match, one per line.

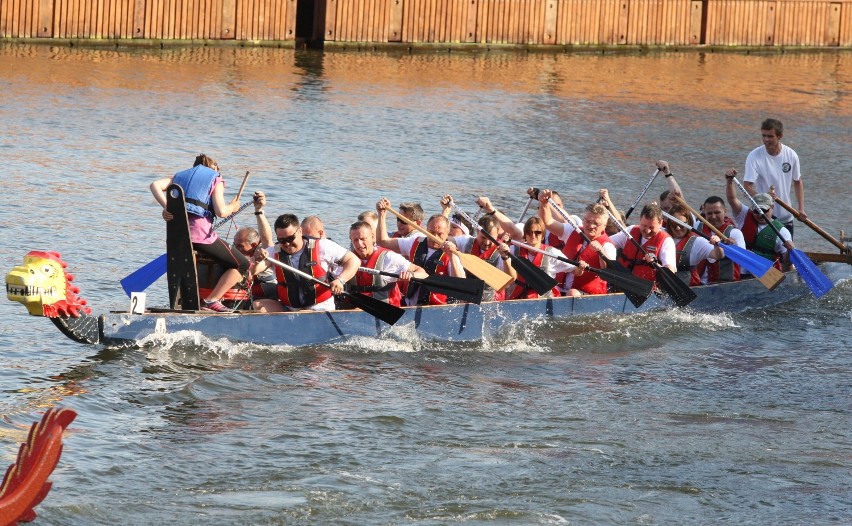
left=782, top=162, right=792, bottom=173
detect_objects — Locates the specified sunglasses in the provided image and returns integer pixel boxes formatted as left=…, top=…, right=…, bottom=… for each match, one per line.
left=526, top=230, right=544, bottom=236
left=277, top=233, right=299, bottom=245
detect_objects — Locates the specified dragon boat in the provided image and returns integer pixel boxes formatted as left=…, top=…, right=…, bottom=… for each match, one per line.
left=6, top=249, right=852, bottom=348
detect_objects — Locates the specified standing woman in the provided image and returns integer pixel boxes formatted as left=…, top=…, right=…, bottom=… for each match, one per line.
left=150, top=154, right=249, bottom=312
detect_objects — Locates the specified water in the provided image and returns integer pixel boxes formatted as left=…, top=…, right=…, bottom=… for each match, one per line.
left=1, top=43, right=851, bottom=524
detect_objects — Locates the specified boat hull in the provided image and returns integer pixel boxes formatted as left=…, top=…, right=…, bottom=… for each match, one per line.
left=83, top=265, right=841, bottom=348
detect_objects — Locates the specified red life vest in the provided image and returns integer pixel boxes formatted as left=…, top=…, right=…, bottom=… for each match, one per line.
left=674, top=234, right=701, bottom=286
left=696, top=220, right=741, bottom=282
left=274, top=239, right=333, bottom=308
left=547, top=232, right=564, bottom=251
left=619, top=227, right=670, bottom=282
left=469, top=239, right=505, bottom=301
left=350, top=247, right=403, bottom=307
left=559, top=230, right=609, bottom=294
left=740, top=213, right=784, bottom=269
left=508, top=246, right=561, bottom=300
left=469, top=239, right=498, bottom=260
left=409, top=238, right=451, bottom=305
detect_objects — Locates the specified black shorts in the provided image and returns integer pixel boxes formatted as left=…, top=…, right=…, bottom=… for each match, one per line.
left=193, top=237, right=250, bottom=274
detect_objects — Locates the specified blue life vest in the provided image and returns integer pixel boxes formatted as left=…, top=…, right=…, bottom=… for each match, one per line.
left=172, top=165, right=218, bottom=218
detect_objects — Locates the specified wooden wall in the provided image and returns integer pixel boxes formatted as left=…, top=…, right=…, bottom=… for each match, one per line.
left=0, top=0, right=296, bottom=40
left=705, top=0, right=847, bottom=46
left=2, top=0, right=851, bottom=46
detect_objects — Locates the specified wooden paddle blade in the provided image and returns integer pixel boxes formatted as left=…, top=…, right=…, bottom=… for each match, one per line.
left=805, top=251, right=852, bottom=264
left=509, top=254, right=558, bottom=295
left=120, top=253, right=167, bottom=297
left=655, top=266, right=697, bottom=307
left=756, top=266, right=786, bottom=291
left=596, top=268, right=654, bottom=303
left=790, top=249, right=833, bottom=298
left=416, top=274, right=484, bottom=304
left=342, top=292, right=405, bottom=325
left=455, top=252, right=514, bottom=291
left=722, top=243, right=773, bottom=279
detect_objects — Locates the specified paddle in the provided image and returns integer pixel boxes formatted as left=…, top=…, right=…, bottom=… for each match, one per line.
left=598, top=204, right=697, bottom=307
left=121, top=171, right=252, bottom=296
left=265, top=257, right=404, bottom=325
left=671, top=195, right=785, bottom=291
left=516, top=196, right=534, bottom=224
left=358, top=267, right=484, bottom=304
left=773, top=196, right=850, bottom=254
left=385, top=206, right=514, bottom=292
left=546, top=198, right=651, bottom=308
left=451, top=203, right=557, bottom=295
left=732, top=177, right=833, bottom=298
left=805, top=251, right=852, bottom=264
left=511, top=240, right=654, bottom=300
left=624, top=169, right=661, bottom=219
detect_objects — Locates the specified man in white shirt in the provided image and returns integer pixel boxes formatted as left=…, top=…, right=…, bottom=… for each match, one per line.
left=347, top=221, right=428, bottom=306
left=743, top=118, right=806, bottom=237
left=253, top=214, right=360, bottom=312
left=376, top=199, right=466, bottom=306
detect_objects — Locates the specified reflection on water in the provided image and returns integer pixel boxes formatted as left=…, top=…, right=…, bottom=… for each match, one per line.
left=3, top=44, right=850, bottom=111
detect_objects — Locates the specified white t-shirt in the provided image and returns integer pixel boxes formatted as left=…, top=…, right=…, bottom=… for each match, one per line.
left=744, top=143, right=801, bottom=223
left=670, top=235, right=717, bottom=266
left=609, top=225, right=677, bottom=269
left=374, top=249, right=414, bottom=276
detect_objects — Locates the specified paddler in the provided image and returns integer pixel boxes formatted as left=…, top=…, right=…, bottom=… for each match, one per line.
left=252, top=213, right=360, bottom=312
left=375, top=198, right=466, bottom=306
left=725, top=169, right=794, bottom=270
left=346, top=220, right=429, bottom=307
left=473, top=196, right=568, bottom=299
left=695, top=194, right=744, bottom=282
left=229, top=191, right=276, bottom=302
left=439, top=195, right=514, bottom=302
left=664, top=203, right=724, bottom=286
left=609, top=203, right=677, bottom=281
left=535, top=192, right=614, bottom=296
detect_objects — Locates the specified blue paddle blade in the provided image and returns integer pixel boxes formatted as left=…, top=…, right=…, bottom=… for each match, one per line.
left=723, top=243, right=773, bottom=277
left=120, top=253, right=167, bottom=297
left=790, top=249, right=833, bottom=298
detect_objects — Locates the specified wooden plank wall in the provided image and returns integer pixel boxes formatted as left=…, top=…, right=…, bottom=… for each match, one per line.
left=705, top=0, right=847, bottom=45
left=2, top=0, right=851, bottom=46
left=0, top=0, right=294, bottom=40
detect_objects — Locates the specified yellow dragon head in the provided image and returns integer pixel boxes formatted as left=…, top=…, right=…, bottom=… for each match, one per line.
left=5, top=251, right=90, bottom=318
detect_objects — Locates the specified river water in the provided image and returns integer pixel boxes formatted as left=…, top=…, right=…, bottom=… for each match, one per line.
left=1, top=43, right=851, bottom=524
